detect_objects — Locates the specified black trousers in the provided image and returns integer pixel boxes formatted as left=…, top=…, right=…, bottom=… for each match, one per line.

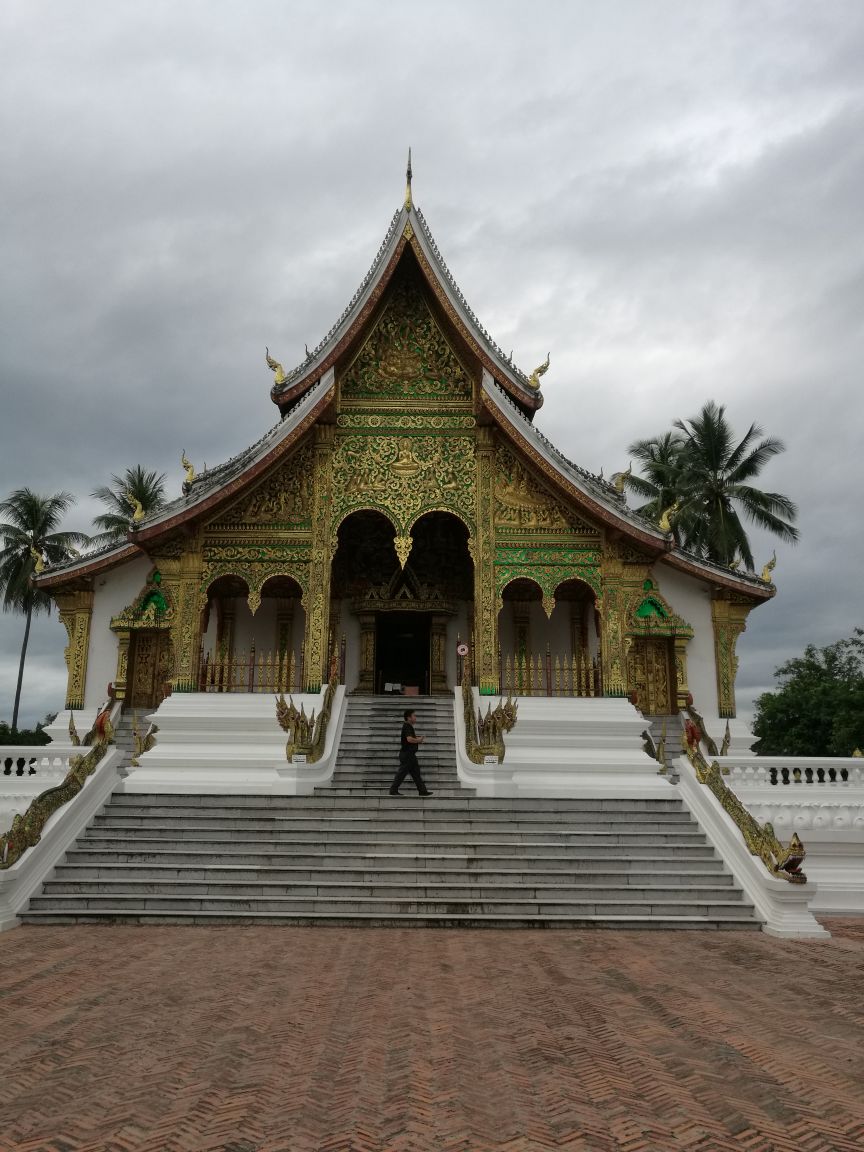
left=391, top=755, right=428, bottom=793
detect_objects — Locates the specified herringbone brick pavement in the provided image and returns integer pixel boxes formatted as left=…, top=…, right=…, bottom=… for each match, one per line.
left=0, top=923, right=862, bottom=1152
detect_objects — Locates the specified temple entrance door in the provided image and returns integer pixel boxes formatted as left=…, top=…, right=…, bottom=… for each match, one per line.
left=375, top=612, right=431, bottom=695
left=626, top=637, right=675, bottom=715
left=128, top=630, right=173, bottom=710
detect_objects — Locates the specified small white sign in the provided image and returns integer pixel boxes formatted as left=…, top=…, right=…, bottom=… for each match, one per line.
left=292, top=753, right=307, bottom=764
left=483, top=755, right=498, bottom=765
left=456, top=643, right=469, bottom=656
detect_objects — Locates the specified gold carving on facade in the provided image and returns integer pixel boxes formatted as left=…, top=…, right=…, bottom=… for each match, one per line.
left=211, top=443, right=313, bottom=528
left=332, top=432, right=476, bottom=535
left=340, top=274, right=473, bottom=403
left=55, top=589, right=94, bottom=711
left=711, top=595, right=752, bottom=719
left=494, top=445, right=597, bottom=534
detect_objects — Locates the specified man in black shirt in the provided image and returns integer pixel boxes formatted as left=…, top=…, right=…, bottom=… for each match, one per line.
left=389, top=708, right=433, bottom=796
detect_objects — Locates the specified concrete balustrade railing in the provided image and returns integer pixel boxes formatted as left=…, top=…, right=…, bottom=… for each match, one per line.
left=724, top=757, right=864, bottom=789
left=718, top=755, right=864, bottom=915
left=1, top=748, right=82, bottom=829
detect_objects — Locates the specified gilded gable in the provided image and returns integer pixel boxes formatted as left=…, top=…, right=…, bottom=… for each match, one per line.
left=340, top=272, right=472, bottom=405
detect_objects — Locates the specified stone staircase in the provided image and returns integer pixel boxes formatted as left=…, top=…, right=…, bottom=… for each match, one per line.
left=21, top=696, right=759, bottom=929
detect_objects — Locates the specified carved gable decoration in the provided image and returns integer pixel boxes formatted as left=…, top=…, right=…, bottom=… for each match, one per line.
left=626, top=579, right=693, bottom=639
left=110, top=569, right=175, bottom=632
left=494, top=444, right=600, bottom=536
left=340, top=273, right=472, bottom=403
left=207, top=443, right=313, bottom=530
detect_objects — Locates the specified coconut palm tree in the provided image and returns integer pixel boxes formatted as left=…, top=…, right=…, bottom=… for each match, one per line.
left=625, top=402, right=799, bottom=569
left=672, top=402, right=799, bottom=568
left=623, top=430, right=688, bottom=538
left=0, top=489, right=90, bottom=733
left=90, top=465, right=167, bottom=544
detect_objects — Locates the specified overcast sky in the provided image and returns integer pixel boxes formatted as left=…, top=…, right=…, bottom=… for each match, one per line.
left=1, top=1, right=862, bottom=728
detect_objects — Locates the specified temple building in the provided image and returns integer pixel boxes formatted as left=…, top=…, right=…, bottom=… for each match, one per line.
left=37, top=171, right=774, bottom=729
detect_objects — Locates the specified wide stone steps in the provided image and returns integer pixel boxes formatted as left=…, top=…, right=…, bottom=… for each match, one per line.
left=20, top=696, right=759, bottom=929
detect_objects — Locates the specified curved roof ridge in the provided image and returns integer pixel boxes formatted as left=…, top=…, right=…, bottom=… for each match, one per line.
left=134, top=370, right=335, bottom=533
left=483, top=373, right=653, bottom=518
left=273, top=208, right=403, bottom=393
left=413, top=206, right=532, bottom=387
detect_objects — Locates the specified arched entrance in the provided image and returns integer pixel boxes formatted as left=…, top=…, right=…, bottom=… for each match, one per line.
left=497, top=576, right=601, bottom=696
left=331, top=509, right=473, bottom=694
left=199, top=574, right=306, bottom=692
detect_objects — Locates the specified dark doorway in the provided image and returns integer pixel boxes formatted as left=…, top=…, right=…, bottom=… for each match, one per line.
left=375, top=612, right=431, bottom=694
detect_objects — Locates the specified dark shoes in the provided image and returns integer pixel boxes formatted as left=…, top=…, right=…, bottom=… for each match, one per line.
left=418, top=789, right=433, bottom=797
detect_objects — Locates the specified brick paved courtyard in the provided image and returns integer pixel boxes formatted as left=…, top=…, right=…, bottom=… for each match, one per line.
left=1, top=923, right=863, bottom=1152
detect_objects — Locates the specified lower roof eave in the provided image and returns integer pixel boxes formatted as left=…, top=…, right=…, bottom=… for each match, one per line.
left=35, top=542, right=144, bottom=591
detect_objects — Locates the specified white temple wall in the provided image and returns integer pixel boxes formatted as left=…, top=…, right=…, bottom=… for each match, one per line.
left=83, top=554, right=153, bottom=708
left=652, top=561, right=720, bottom=720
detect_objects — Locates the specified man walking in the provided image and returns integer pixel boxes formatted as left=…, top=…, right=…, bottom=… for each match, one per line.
left=389, top=708, right=433, bottom=796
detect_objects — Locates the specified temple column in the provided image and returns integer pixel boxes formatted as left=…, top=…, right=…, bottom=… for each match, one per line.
left=673, top=636, right=690, bottom=711
left=357, top=612, right=376, bottom=694
left=111, top=628, right=132, bottom=701
left=55, top=589, right=93, bottom=710
left=711, top=595, right=752, bottom=719
left=430, top=613, right=449, bottom=694
left=598, top=566, right=628, bottom=698
left=473, top=427, right=499, bottom=693
left=157, top=542, right=205, bottom=693
left=303, top=424, right=335, bottom=691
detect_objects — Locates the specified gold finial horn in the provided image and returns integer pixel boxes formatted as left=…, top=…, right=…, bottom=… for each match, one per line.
left=405, top=147, right=413, bottom=210
left=527, top=353, right=550, bottom=390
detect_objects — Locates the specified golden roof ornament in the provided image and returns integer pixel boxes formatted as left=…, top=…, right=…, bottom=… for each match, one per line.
left=610, top=463, right=632, bottom=494
left=265, top=347, right=287, bottom=385
left=852, top=747, right=863, bottom=758
left=405, top=147, right=413, bottom=210
left=29, top=545, right=45, bottom=573
left=526, top=353, right=550, bottom=391
left=180, top=450, right=195, bottom=486
left=761, top=550, right=777, bottom=583
left=659, top=501, right=680, bottom=533
left=124, top=491, right=145, bottom=523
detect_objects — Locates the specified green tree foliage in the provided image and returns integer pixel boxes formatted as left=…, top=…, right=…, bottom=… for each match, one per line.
left=91, top=465, right=167, bottom=545
left=624, top=401, right=799, bottom=569
left=0, top=490, right=90, bottom=733
left=752, top=630, right=864, bottom=756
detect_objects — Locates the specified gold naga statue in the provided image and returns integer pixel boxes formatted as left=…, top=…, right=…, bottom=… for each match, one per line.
left=761, top=550, right=777, bottom=583
left=29, top=545, right=45, bottom=573
left=526, top=353, right=550, bottom=391
left=180, top=450, right=195, bottom=486
left=609, top=463, right=632, bottom=494
left=265, top=347, right=287, bottom=385
left=124, top=491, right=145, bottom=523
left=658, top=501, right=680, bottom=533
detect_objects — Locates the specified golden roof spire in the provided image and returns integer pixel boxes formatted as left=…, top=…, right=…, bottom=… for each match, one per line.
left=405, top=147, right=413, bottom=210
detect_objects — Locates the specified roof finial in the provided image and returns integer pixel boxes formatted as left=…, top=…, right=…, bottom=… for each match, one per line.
left=405, top=147, right=413, bottom=210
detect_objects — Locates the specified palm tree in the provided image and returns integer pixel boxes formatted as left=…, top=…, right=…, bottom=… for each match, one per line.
left=0, top=489, right=90, bottom=733
left=623, top=430, right=687, bottom=536
left=626, top=402, right=799, bottom=569
left=90, top=465, right=167, bottom=544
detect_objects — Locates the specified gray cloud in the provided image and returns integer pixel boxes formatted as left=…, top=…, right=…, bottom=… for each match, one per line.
left=2, top=0, right=862, bottom=726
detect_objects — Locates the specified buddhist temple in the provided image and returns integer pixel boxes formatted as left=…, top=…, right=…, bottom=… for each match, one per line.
left=36, top=164, right=773, bottom=729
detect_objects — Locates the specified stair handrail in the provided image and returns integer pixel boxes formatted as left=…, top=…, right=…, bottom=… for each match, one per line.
left=680, top=723, right=807, bottom=884
left=275, top=650, right=340, bottom=763
left=1, top=699, right=117, bottom=870
left=461, top=656, right=518, bottom=764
